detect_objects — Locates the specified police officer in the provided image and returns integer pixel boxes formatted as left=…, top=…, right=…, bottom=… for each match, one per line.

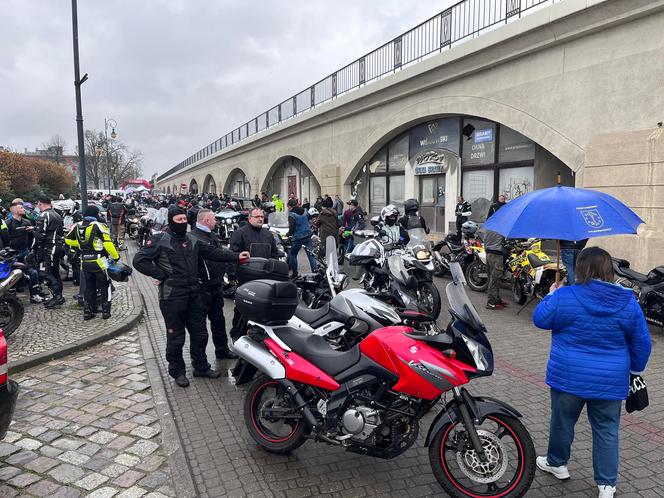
left=107, top=196, right=128, bottom=249
left=399, top=198, right=429, bottom=233
left=33, top=197, right=65, bottom=308
left=189, top=208, right=237, bottom=360
left=65, top=205, right=119, bottom=320
left=133, top=207, right=249, bottom=387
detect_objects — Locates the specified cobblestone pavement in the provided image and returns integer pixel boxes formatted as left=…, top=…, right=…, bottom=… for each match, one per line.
left=9, top=250, right=139, bottom=363
left=0, top=329, right=175, bottom=498
left=129, top=243, right=663, bottom=498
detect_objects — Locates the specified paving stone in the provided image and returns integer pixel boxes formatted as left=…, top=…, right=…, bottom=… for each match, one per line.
left=26, top=426, right=48, bottom=437
left=48, top=463, right=86, bottom=484
left=37, top=430, right=61, bottom=443
left=6, top=472, right=41, bottom=488
left=126, top=440, right=159, bottom=457
left=25, top=455, right=60, bottom=473
left=0, top=466, right=21, bottom=480
left=117, top=487, right=148, bottom=498
left=0, top=443, right=20, bottom=457
left=129, top=425, right=160, bottom=439
left=78, top=442, right=102, bottom=456
left=89, top=430, right=117, bottom=444
left=75, top=472, right=110, bottom=491
left=50, top=485, right=82, bottom=498
left=113, top=470, right=145, bottom=488
left=138, top=471, right=168, bottom=490
left=52, top=438, right=84, bottom=451
left=86, top=487, right=120, bottom=498
left=101, top=463, right=129, bottom=478
left=0, top=484, right=19, bottom=497
left=14, top=437, right=42, bottom=451
left=114, top=453, right=141, bottom=467
left=135, top=455, right=164, bottom=473
left=39, top=445, right=63, bottom=457
left=25, top=479, right=63, bottom=497
left=1, top=431, right=20, bottom=443
left=57, top=450, right=90, bottom=465
left=5, top=450, right=38, bottom=466
left=107, top=435, right=134, bottom=450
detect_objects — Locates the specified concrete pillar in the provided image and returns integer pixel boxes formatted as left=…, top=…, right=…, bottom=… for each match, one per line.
left=581, top=127, right=664, bottom=272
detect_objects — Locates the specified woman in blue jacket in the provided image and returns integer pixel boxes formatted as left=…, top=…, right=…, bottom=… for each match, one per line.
left=533, top=247, right=651, bottom=498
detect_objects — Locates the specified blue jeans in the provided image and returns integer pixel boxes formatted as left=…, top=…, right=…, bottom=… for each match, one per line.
left=547, top=389, right=622, bottom=486
left=289, top=237, right=317, bottom=274
left=561, top=249, right=580, bottom=285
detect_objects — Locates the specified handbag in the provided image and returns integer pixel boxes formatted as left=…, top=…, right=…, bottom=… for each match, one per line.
left=625, top=374, right=649, bottom=413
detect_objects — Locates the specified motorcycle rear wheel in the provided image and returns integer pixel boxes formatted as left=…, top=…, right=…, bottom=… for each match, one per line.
left=466, top=260, right=488, bottom=292
left=0, top=298, right=24, bottom=337
left=429, top=414, right=535, bottom=498
left=512, top=279, right=527, bottom=305
left=244, top=375, right=308, bottom=454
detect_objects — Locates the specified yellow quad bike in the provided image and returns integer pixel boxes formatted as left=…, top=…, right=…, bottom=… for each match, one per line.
left=508, top=239, right=567, bottom=305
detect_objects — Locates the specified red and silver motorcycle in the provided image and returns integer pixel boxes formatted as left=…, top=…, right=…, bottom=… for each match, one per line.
left=232, top=263, right=535, bottom=497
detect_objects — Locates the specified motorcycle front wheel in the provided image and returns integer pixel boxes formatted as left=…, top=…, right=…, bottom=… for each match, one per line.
left=417, top=282, right=441, bottom=319
left=465, top=260, right=488, bottom=292
left=244, top=375, right=308, bottom=454
left=512, top=278, right=527, bottom=305
left=0, top=298, right=25, bottom=337
left=429, top=414, right=535, bottom=498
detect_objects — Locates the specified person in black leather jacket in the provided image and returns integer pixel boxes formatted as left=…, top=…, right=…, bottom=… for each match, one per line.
left=229, top=208, right=278, bottom=259
left=133, top=207, right=248, bottom=387
left=33, top=197, right=65, bottom=308
left=7, top=199, right=42, bottom=303
left=399, top=198, right=429, bottom=233
left=189, top=209, right=237, bottom=360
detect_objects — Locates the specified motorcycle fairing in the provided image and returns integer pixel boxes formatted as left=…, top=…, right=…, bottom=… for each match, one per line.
left=360, top=327, right=476, bottom=400
left=264, top=338, right=341, bottom=391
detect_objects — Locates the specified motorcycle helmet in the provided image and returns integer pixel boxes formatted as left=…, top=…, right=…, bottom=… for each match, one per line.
left=380, top=204, right=399, bottom=226
left=308, top=207, right=319, bottom=217
left=404, top=198, right=419, bottom=214
left=107, top=262, right=132, bottom=282
left=461, top=220, right=479, bottom=236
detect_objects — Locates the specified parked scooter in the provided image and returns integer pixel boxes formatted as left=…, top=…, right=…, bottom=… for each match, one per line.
left=613, top=257, right=664, bottom=328
left=232, top=262, right=536, bottom=498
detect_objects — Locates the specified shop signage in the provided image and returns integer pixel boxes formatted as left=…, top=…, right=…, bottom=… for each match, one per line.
left=409, top=118, right=460, bottom=157
left=413, top=149, right=447, bottom=175
left=475, top=129, right=493, bottom=143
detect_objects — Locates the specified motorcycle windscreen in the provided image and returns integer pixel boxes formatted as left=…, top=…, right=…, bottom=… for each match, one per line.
left=406, top=228, right=429, bottom=250
left=387, top=255, right=409, bottom=287
left=267, top=212, right=288, bottom=228
left=325, top=236, right=339, bottom=277
left=446, top=262, right=485, bottom=332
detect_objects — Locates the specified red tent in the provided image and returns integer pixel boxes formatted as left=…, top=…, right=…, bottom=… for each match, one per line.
left=121, top=178, right=153, bottom=190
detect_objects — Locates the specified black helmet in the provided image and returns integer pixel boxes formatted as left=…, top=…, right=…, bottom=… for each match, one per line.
left=404, top=198, right=419, bottom=214
left=461, top=220, right=479, bottom=236
left=108, top=262, right=132, bottom=282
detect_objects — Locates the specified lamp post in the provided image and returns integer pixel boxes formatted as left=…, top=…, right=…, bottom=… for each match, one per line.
left=103, top=118, right=117, bottom=194
left=71, top=0, right=89, bottom=211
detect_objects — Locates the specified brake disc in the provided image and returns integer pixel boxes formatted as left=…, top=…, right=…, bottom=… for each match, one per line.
left=455, top=429, right=509, bottom=484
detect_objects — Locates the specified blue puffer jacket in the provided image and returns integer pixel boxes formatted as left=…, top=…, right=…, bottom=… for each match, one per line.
left=533, top=280, right=651, bottom=400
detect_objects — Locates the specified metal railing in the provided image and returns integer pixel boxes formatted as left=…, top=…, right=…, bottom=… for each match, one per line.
left=159, top=0, right=556, bottom=182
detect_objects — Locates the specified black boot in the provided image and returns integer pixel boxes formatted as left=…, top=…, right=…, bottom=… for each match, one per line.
left=44, top=295, right=65, bottom=309
left=101, top=303, right=111, bottom=320
left=84, top=306, right=95, bottom=321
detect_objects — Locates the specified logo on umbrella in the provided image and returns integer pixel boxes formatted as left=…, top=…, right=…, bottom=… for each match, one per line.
left=579, top=208, right=604, bottom=228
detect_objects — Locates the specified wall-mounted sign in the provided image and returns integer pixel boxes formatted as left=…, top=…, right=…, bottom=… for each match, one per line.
left=409, top=117, right=460, bottom=158
left=474, top=129, right=493, bottom=143
left=413, top=149, right=448, bottom=175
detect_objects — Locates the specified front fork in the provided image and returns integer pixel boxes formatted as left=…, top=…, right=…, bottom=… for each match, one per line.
left=453, top=387, right=488, bottom=462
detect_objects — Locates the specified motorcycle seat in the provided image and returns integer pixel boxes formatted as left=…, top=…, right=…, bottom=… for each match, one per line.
left=620, top=266, right=649, bottom=284
left=527, top=253, right=550, bottom=268
left=293, top=304, right=330, bottom=325
left=274, top=327, right=361, bottom=377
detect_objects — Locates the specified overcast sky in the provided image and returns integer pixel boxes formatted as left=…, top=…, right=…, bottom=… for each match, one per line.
left=1, top=0, right=455, bottom=179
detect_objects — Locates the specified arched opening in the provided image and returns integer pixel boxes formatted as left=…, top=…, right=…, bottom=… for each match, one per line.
left=203, top=174, right=217, bottom=194
left=351, top=115, right=573, bottom=232
left=224, top=169, right=251, bottom=198
left=263, top=156, right=320, bottom=205
left=166, top=186, right=171, bottom=194
left=189, top=179, right=198, bottom=194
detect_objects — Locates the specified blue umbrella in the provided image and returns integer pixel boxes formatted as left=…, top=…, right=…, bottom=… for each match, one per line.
left=482, top=185, right=643, bottom=240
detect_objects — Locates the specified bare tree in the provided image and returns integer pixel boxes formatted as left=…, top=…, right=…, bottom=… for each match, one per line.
left=41, top=134, right=67, bottom=164
left=76, top=130, right=105, bottom=189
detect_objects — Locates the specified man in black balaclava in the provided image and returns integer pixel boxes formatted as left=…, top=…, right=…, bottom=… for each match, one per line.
left=133, top=207, right=249, bottom=387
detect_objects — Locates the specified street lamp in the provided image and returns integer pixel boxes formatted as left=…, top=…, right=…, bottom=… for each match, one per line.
left=103, top=118, right=117, bottom=194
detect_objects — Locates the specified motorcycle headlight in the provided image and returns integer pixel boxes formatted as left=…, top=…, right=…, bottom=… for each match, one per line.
left=225, top=219, right=232, bottom=225
left=416, top=250, right=431, bottom=260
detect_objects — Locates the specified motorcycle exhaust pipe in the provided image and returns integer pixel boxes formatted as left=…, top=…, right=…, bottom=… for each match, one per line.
left=231, top=336, right=285, bottom=380
left=0, top=270, right=24, bottom=295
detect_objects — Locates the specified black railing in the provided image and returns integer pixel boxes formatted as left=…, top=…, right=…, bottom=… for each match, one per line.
left=159, top=0, right=556, bottom=182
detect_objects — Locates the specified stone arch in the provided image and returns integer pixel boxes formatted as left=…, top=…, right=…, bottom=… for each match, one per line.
left=262, top=155, right=321, bottom=203
left=344, top=95, right=585, bottom=186
left=223, top=168, right=251, bottom=198
left=202, top=174, right=217, bottom=194
left=189, top=178, right=198, bottom=194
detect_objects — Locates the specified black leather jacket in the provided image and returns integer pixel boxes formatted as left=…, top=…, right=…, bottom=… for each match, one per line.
left=229, top=223, right=278, bottom=258
left=133, top=231, right=238, bottom=300
left=190, top=227, right=228, bottom=287
left=33, top=208, right=64, bottom=249
left=7, top=217, right=33, bottom=252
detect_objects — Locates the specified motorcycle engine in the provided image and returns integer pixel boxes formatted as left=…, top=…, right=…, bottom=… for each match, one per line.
left=341, top=405, right=381, bottom=441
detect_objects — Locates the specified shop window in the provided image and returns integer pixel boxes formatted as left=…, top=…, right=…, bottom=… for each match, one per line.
left=388, top=133, right=408, bottom=172
left=370, top=176, right=387, bottom=212
left=369, top=147, right=387, bottom=173
left=462, top=119, right=496, bottom=166
left=499, top=166, right=534, bottom=201
left=499, top=126, right=535, bottom=163
left=389, top=175, right=405, bottom=208
left=420, top=176, right=436, bottom=204
left=462, top=169, right=494, bottom=222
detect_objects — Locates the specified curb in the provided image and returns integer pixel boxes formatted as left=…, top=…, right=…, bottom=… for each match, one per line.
left=8, top=285, right=144, bottom=375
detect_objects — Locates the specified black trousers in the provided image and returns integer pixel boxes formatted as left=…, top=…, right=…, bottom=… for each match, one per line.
left=40, top=245, right=63, bottom=295
left=159, top=294, right=210, bottom=378
left=83, top=269, right=111, bottom=312
left=200, top=285, right=231, bottom=355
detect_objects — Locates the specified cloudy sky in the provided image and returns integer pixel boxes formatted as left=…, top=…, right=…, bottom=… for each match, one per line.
left=1, top=0, right=454, bottom=179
